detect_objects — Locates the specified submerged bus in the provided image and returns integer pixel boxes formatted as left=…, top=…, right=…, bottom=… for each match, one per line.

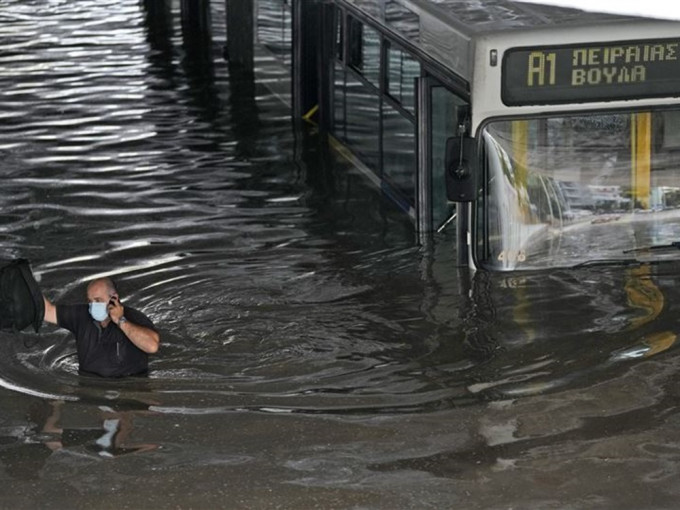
left=288, top=0, right=680, bottom=271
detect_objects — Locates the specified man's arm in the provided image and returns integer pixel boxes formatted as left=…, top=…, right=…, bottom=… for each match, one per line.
left=116, top=319, right=160, bottom=354
left=43, top=297, right=57, bottom=325
left=108, top=297, right=160, bottom=354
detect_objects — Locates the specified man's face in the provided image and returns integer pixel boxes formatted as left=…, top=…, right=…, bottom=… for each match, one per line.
left=87, top=281, right=114, bottom=304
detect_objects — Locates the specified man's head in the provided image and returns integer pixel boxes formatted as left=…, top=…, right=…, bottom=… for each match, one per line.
left=87, top=278, right=119, bottom=322
left=87, top=277, right=118, bottom=303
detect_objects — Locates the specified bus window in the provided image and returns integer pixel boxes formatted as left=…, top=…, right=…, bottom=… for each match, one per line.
left=345, top=71, right=380, bottom=171
left=383, top=102, right=416, bottom=204
left=334, top=7, right=344, bottom=62
left=333, top=61, right=346, bottom=141
left=385, top=42, right=420, bottom=115
left=477, top=107, right=680, bottom=270
left=347, top=17, right=380, bottom=88
left=662, top=111, right=680, bottom=150
left=347, top=17, right=363, bottom=71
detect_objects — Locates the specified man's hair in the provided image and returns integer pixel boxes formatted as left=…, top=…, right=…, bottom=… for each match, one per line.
left=87, top=277, right=118, bottom=296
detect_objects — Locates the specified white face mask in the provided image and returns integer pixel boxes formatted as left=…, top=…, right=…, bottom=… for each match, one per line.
left=88, top=302, right=109, bottom=322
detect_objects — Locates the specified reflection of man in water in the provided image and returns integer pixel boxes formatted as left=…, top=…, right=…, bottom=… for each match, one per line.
left=37, top=400, right=158, bottom=458
left=42, top=277, right=160, bottom=377
left=0, top=399, right=158, bottom=481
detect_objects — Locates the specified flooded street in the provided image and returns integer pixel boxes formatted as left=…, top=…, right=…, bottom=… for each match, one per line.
left=2, top=1, right=680, bottom=508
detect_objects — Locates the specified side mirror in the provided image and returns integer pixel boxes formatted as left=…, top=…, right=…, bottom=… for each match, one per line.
left=445, top=136, right=478, bottom=202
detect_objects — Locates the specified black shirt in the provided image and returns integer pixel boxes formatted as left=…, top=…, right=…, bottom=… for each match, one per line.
left=57, top=304, right=156, bottom=377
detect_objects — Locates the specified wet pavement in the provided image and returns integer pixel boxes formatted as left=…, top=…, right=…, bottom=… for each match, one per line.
left=1, top=1, right=680, bottom=508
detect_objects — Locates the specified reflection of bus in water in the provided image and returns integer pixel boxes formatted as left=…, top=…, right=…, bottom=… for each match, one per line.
left=285, top=0, right=680, bottom=271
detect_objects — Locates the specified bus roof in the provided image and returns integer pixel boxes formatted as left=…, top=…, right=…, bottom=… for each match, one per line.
left=341, top=0, right=667, bottom=78
left=406, top=0, right=645, bottom=33
left=344, top=0, right=646, bottom=34
left=340, top=1, right=680, bottom=127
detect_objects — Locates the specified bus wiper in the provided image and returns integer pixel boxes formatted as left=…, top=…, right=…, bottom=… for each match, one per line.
left=623, top=241, right=680, bottom=254
left=572, top=258, right=640, bottom=268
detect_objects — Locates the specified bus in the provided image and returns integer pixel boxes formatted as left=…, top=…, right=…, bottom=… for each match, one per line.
left=286, top=0, right=680, bottom=271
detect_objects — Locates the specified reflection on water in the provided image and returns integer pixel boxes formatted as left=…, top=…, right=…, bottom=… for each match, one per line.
left=2, top=0, right=680, bottom=508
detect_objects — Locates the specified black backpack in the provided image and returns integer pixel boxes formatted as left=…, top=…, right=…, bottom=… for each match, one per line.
left=0, top=259, right=44, bottom=333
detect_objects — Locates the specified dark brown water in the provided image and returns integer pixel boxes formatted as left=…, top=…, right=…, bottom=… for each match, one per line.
left=2, top=1, right=680, bottom=508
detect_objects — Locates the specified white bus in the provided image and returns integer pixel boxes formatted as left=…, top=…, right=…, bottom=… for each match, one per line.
left=289, top=0, right=680, bottom=271
left=471, top=16, right=680, bottom=270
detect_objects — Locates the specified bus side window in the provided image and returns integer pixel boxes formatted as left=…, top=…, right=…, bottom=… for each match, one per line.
left=347, top=17, right=363, bottom=72
left=334, top=8, right=344, bottom=62
left=346, top=16, right=380, bottom=87
left=385, top=41, right=420, bottom=115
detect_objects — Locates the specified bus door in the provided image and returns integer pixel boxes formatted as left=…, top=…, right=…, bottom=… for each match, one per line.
left=417, top=76, right=469, bottom=241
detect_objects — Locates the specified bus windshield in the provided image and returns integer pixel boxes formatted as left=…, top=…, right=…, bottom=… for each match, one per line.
left=478, top=107, right=680, bottom=270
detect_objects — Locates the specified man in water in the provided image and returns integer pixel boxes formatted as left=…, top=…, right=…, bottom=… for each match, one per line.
left=42, top=277, right=160, bottom=377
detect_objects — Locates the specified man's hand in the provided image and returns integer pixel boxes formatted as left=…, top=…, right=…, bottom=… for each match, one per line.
left=107, top=295, right=124, bottom=324
left=43, top=297, right=57, bottom=325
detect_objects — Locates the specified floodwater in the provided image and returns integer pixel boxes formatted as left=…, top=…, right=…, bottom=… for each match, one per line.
left=1, top=1, right=680, bottom=509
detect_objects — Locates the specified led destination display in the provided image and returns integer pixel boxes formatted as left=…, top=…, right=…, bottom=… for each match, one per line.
left=502, top=38, right=680, bottom=106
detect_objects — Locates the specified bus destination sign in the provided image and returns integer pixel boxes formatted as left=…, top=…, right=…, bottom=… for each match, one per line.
left=502, top=38, right=680, bottom=106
